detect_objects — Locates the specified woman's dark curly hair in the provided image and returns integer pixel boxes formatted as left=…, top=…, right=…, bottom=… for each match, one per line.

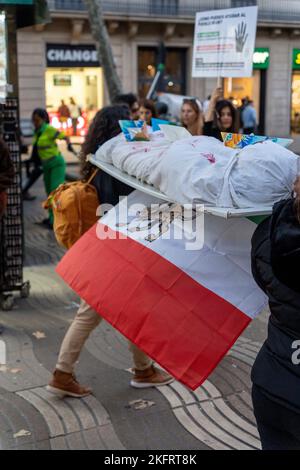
left=214, top=99, right=237, bottom=133
left=80, top=105, right=130, bottom=180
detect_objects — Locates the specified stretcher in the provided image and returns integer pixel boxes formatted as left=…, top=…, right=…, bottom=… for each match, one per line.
left=89, top=156, right=273, bottom=219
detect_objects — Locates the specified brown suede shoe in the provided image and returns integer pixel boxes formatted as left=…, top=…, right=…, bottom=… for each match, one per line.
left=130, top=365, right=174, bottom=388
left=46, top=369, right=92, bottom=398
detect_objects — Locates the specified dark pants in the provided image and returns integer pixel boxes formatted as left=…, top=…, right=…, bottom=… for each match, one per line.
left=72, top=118, right=78, bottom=136
left=23, top=152, right=43, bottom=195
left=22, top=163, right=43, bottom=194
left=252, top=384, right=300, bottom=450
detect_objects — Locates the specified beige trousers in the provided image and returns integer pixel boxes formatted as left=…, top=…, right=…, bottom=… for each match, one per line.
left=56, top=299, right=152, bottom=374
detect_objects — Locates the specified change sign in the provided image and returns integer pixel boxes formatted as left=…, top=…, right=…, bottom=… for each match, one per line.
left=192, top=6, right=258, bottom=78
left=46, top=44, right=100, bottom=68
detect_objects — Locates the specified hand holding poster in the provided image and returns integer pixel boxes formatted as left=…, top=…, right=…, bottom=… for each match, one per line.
left=192, top=6, right=258, bottom=78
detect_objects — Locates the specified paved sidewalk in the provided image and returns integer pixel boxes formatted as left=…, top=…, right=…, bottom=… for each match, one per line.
left=0, top=171, right=269, bottom=450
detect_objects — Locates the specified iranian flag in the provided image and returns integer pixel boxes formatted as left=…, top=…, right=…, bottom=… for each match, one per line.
left=56, top=191, right=266, bottom=390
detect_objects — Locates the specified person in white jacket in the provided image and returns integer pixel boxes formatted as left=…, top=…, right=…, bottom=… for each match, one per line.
left=69, top=97, right=81, bottom=136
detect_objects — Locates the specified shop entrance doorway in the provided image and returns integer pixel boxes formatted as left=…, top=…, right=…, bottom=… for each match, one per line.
left=224, top=69, right=266, bottom=134
left=291, top=71, right=300, bottom=135
left=45, top=67, right=103, bottom=137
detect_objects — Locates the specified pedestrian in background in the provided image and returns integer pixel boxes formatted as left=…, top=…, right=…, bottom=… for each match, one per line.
left=155, top=101, right=169, bottom=120
left=238, top=97, right=248, bottom=131
left=181, top=98, right=203, bottom=136
left=204, top=87, right=237, bottom=141
left=31, top=108, right=74, bottom=229
left=242, top=100, right=257, bottom=134
left=251, top=178, right=300, bottom=450
left=139, top=99, right=157, bottom=125
left=114, top=92, right=140, bottom=120
left=58, top=100, right=70, bottom=125
left=202, top=95, right=211, bottom=114
left=47, top=105, right=173, bottom=398
left=69, top=97, right=81, bottom=136
left=22, top=111, right=50, bottom=202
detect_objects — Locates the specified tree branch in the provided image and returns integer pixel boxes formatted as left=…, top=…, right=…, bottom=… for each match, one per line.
left=84, top=0, right=123, bottom=102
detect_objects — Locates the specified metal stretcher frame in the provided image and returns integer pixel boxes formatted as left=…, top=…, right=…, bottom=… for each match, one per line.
left=89, top=156, right=273, bottom=219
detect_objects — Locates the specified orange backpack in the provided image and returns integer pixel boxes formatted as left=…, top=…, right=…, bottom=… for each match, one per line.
left=44, top=170, right=99, bottom=249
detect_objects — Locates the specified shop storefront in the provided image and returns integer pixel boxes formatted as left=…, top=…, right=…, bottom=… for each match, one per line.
left=291, top=49, right=300, bottom=134
left=224, top=47, right=269, bottom=133
left=45, top=44, right=103, bottom=136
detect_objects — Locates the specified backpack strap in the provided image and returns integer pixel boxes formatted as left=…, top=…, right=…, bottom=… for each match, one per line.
left=86, top=168, right=99, bottom=185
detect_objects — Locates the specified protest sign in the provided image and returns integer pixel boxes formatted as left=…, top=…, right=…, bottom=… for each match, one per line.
left=192, top=6, right=258, bottom=78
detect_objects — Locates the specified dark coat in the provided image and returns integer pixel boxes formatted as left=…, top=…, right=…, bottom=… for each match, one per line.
left=251, top=199, right=300, bottom=413
left=203, top=121, right=223, bottom=141
left=270, top=199, right=300, bottom=294
left=91, top=169, right=134, bottom=207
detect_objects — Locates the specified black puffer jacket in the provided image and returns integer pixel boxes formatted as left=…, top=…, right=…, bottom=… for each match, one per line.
left=251, top=198, right=300, bottom=413
left=270, top=199, right=300, bottom=294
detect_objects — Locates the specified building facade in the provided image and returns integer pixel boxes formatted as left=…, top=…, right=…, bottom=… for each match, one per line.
left=16, top=0, right=300, bottom=150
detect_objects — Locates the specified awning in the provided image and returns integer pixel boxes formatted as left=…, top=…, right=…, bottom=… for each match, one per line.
left=0, top=1, right=33, bottom=4
left=0, top=0, right=51, bottom=27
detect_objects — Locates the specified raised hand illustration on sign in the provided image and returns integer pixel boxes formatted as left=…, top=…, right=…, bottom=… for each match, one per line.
left=235, top=21, right=249, bottom=53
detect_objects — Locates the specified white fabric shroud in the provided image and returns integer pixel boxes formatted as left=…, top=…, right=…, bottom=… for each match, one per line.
left=94, top=133, right=300, bottom=208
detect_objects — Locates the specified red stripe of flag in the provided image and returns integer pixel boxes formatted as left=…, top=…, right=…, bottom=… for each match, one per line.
left=56, top=223, right=250, bottom=390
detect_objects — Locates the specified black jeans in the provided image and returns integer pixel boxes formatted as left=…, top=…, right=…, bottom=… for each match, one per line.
left=252, top=384, right=300, bottom=450
left=22, top=149, right=43, bottom=194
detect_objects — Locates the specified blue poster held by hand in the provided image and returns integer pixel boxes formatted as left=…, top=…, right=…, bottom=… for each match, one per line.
left=119, top=120, right=149, bottom=141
